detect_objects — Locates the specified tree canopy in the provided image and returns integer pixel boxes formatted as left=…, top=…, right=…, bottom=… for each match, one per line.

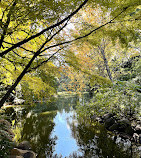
left=0, top=0, right=140, bottom=107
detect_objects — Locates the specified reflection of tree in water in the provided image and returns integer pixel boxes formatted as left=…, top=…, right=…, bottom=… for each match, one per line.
left=20, top=112, right=57, bottom=158
left=70, top=121, right=132, bottom=158
left=56, top=93, right=90, bottom=113
left=13, top=94, right=136, bottom=158
left=55, top=96, right=79, bottom=113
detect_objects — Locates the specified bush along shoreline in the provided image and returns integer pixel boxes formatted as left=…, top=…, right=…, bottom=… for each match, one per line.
left=77, top=74, right=141, bottom=145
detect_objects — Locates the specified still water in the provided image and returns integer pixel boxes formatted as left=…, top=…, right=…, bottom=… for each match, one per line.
left=14, top=93, right=140, bottom=158
left=51, top=109, right=82, bottom=157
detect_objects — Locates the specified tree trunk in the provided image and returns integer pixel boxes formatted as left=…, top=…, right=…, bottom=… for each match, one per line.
left=0, top=54, right=36, bottom=108
left=100, top=48, right=113, bottom=81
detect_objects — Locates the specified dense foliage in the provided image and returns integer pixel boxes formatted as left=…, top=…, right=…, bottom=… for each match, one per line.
left=0, top=0, right=140, bottom=157
left=77, top=56, right=141, bottom=120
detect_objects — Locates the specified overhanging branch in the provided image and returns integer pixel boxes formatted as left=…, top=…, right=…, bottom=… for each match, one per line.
left=41, top=6, right=129, bottom=53
left=26, top=47, right=65, bottom=73
left=0, top=0, right=88, bottom=57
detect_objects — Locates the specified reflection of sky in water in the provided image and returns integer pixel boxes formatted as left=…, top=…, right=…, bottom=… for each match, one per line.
left=51, top=109, right=81, bottom=157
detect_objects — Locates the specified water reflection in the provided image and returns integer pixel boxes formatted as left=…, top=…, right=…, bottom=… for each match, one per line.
left=20, top=110, right=57, bottom=158
left=13, top=93, right=140, bottom=158
left=70, top=121, right=133, bottom=158
left=51, top=109, right=82, bottom=157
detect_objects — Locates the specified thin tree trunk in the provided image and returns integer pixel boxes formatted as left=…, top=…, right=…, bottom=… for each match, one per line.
left=100, top=48, right=113, bottom=81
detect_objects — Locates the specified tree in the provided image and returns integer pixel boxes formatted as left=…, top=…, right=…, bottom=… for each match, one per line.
left=0, top=0, right=89, bottom=107
left=69, top=1, right=140, bottom=85
left=0, top=0, right=139, bottom=107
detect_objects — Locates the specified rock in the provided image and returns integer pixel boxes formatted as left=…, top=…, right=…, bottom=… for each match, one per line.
left=103, top=113, right=113, bottom=120
left=125, top=126, right=134, bottom=136
left=104, top=117, right=115, bottom=129
left=95, top=117, right=103, bottom=123
left=117, top=118, right=134, bottom=136
left=119, top=133, right=131, bottom=140
left=11, top=148, right=36, bottom=158
left=23, top=152, right=35, bottom=158
left=139, top=134, right=141, bottom=144
left=137, top=120, right=141, bottom=125
left=118, top=118, right=130, bottom=132
left=133, top=133, right=141, bottom=144
left=133, top=133, right=139, bottom=143
left=9, top=156, right=23, bottom=158
left=118, top=125, right=125, bottom=132
left=109, top=123, right=119, bottom=131
left=11, top=148, right=22, bottom=156
left=135, top=124, right=141, bottom=134
left=17, top=141, right=31, bottom=150
left=118, top=118, right=130, bottom=126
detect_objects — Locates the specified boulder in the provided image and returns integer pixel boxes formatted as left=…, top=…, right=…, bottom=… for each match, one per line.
left=109, top=123, right=119, bottom=131
left=118, top=118, right=130, bottom=132
left=103, top=113, right=113, bottom=120
left=23, top=152, right=35, bottom=158
left=119, top=133, right=131, bottom=140
left=9, top=156, right=23, bottom=158
left=104, top=117, right=115, bottom=129
left=11, top=148, right=23, bottom=156
left=95, top=117, right=103, bottom=123
left=135, top=124, right=141, bottom=134
left=133, top=133, right=141, bottom=143
left=125, top=126, right=134, bottom=136
left=17, top=141, right=31, bottom=150
left=118, top=118, right=130, bottom=126
left=11, top=148, right=36, bottom=158
left=139, top=134, right=141, bottom=144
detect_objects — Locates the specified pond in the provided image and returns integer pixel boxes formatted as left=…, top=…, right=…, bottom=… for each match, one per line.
left=13, top=93, right=140, bottom=158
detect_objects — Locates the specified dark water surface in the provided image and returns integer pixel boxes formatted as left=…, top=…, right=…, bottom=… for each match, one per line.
left=13, top=93, right=140, bottom=158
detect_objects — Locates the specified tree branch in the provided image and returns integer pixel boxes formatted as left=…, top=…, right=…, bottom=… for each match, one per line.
left=3, top=40, right=35, bottom=54
left=0, top=0, right=88, bottom=57
left=0, top=0, right=17, bottom=48
left=26, top=47, right=65, bottom=73
left=41, top=7, right=129, bottom=53
left=0, top=19, right=71, bottom=107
